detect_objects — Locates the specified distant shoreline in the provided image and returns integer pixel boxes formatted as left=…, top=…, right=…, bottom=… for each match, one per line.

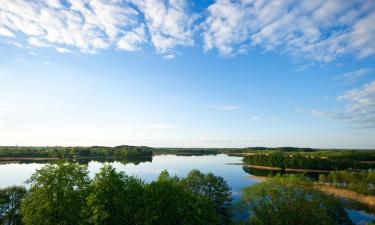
left=0, top=155, right=151, bottom=163
left=231, top=163, right=332, bottom=173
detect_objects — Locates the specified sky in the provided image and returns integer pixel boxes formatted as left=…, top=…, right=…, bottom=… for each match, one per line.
left=0, top=0, right=374, bottom=148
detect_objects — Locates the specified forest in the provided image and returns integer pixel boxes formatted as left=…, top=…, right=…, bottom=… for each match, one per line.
left=0, top=145, right=153, bottom=159
left=243, top=152, right=375, bottom=170
left=0, top=162, right=360, bottom=225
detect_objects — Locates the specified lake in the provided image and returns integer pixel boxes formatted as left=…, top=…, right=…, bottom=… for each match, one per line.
left=0, top=154, right=374, bottom=224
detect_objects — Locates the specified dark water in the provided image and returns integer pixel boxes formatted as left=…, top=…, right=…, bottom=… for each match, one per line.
left=0, top=154, right=373, bottom=224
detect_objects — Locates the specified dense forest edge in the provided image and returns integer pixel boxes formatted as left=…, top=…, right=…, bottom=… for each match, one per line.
left=0, top=161, right=369, bottom=225
left=242, top=152, right=375, bottom=170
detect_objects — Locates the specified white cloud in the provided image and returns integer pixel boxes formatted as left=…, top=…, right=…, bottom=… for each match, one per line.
left=117, top=25, right=146, bottom=52
left=203, top=0, right=251, bottom=56
left=0, top=0, right=137, bottom=52
left=337, top=68, right=374, bottom=84
left=6, top=40, right=24, bottom=48
left=313, top=80, right=375, bottom=128
left=210, top=105, right=240, bottom=111
left=28, top=37, right=50, bottom=48
left=126, top=123, right=178, bottom=129
left=251, top=116, right=261, bottom=121
left=44, top=0, right=63, bottom=9
left=29, top=51, right=38, bottom=56
left=0, top=26, right=15, bottom=37
left=0, top=0, right=194, bottom=57
left=55, top=47, right=71, bottom=54
left=131, top=0, right=195, bottom=53
left=0, top=0, right=374, bottom=62
left=221, top=105, right=239, bottom=111
left=202, top=0, right=375, bottom=62
left=163, top=54, right=175, bottom=59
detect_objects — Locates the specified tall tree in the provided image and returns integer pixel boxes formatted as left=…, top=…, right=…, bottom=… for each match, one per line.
left=144, top=170, right=218, bottom=225
left=184, top=170, right=233, bottom=225
left=242, top=175, right=353, bottom=225
left=85, top=164, right=145, bottom=225
left=21, top=162, right=90, bottom=225
left=0, top=186, right=26, bottom=225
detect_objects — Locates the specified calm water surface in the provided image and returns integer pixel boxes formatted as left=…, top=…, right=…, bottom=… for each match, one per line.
left=0, top=154, right=373, bottom=224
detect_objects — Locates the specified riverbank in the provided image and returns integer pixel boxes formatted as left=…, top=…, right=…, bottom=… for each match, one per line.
left=242, top=163, right=332, bottom=173
left=0, top=156, right=152, bottom=164
left=0, top=157, right=59, bottom=161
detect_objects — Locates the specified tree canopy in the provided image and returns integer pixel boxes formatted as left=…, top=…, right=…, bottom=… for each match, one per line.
left=19, top=162, right=234, bottom=225
left=0, top=186, right=26, bottom=225
left=21, top=162, right=90, bottom=225
left=241, top=175, right=353, bottom=225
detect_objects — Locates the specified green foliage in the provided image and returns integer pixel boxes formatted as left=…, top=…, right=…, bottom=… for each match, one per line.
left=143, top=170, right=219, bottom=225
left=14, top=162, right=234, bottom=225
left=0, top=145, right=153, bottom=159
left=243, top=152, right=374, bottom=170
left=184, top=170, right=233, bottom=225
left=319, top=171, right=375, bottom=195
left=0, top=186, right=26, bottom=225
left=242, top=175, right=354, bottom=225
left=86, top=165, right=145, bottom=225
left=21, top=162, right=90, bottom=225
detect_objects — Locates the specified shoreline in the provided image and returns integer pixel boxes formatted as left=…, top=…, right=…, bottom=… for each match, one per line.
left=0, top=157, right=59, bottom=161
left=0, top=155, right=152, bottom=162
left=241, top=163, right=332, bottom=173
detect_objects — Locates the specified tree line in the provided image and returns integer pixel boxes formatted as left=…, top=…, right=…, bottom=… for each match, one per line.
left=319, top=171, right=375, bottom=195
left=243, top=152, right=375, bottom=170
left=0, top=145, right=153, bottom=159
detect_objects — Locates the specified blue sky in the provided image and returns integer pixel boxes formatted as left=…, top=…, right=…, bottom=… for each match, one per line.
left=0, top=0, right=374, bottom=148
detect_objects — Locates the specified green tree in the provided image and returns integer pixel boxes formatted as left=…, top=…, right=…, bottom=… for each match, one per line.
left=184, top=170, right=233, bottom=225
left=144, top=170, right=218, bottom=225
left=0, top=186, right=26, bottom=225
left=85, top=164, right=145, bottom=225
left=242, top=175, right=353, bottom=225
left=21, top=162, right=90, bottom=225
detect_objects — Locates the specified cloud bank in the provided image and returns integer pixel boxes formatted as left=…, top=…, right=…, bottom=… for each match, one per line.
left=0, top=0, right=194, bottom=54
left=313, top=80, right=375, bottom=128
left=0, top=0, right=374, bottom=61
left=337, top=68, right=375, bottom=84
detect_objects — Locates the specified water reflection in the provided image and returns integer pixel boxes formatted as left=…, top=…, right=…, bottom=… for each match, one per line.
left=0, top=156, right=152, bottom=165
left=73, top=156, right=152, bottom=165
left=242, top=165, right=326, bottom=180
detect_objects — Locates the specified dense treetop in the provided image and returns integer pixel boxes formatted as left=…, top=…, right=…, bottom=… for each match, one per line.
left=242, top=175, right=354, bottom=225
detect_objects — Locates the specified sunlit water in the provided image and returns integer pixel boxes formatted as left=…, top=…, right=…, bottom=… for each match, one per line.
left=0, top=154, right=373, bottom=224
